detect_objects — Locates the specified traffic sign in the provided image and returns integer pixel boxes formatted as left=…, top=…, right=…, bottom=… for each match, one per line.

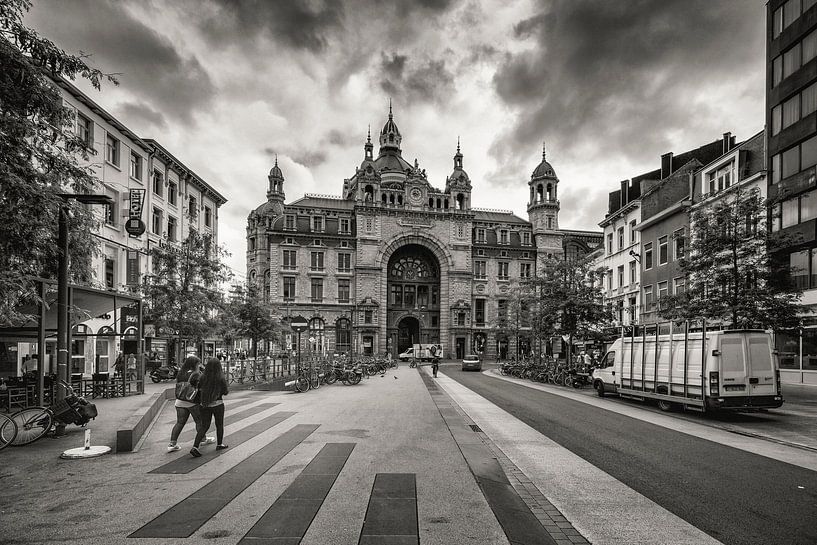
left=289, top=315, right=308, bottom=333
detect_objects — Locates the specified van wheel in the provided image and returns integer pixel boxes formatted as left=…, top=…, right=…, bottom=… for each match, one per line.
left=657, top=399, right=674, bottom=412
left=595, top=381, right=605, bottom=397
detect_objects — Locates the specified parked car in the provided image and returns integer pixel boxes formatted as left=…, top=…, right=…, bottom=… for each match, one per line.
left=462, top=354, right=482, bottom=371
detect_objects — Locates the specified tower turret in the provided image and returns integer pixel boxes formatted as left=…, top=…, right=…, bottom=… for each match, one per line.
left=265, top=155, right=285, bottom=214
left=446, top=138, right=471, bottom=210
left=379, top=100, right=402, bottom=152
left=527, top=143, right=562, bottom=259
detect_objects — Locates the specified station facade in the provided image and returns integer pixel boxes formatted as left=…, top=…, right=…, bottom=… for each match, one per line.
left=246, top=108, right=601, bottom=360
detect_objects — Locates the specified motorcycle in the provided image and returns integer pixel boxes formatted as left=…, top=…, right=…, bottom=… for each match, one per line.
left=149, top=364, right=178, bottom=383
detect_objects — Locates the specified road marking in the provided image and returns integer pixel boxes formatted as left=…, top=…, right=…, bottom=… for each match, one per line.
left=150, top=411, right=297, bottom=474
left=486, top=370, right=817, bottom=471
left=238, top=443, right=355, bottom=544
left=130, top=424, right=319, bottom=538
left=436, top=371, right=724, bottom=545
left=359, top=474, right=418, bottom=545
left=176, top=402, right=280, bottom=443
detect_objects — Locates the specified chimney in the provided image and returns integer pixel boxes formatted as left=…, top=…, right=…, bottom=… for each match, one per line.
left=661, top=152, right=673, bottom=179
left=620, top=180, right=628, bottom=207
left=722, top=132, right=732, bottom=154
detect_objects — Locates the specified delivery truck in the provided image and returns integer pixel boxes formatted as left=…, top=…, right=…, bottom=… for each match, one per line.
left=398, top=344, right=442, bottom=363
left=591, top=324, right=783, bottom=412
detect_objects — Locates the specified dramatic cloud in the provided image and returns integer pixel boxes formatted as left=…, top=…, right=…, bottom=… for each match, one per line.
left=490, top=0, right=764, bottom=170
left=26, top=0, right=215, bottom=125
left=379, top=53, right=456, bottom=105
left=117, top=101, right=167, bottom=131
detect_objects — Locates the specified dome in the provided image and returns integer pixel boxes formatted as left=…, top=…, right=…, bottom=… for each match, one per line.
left=531, top=143, right=556, bottom=179
left=254, top=200, right=283, bottom=217
left=269, top=161, right=284, bottom=180
left=379, top=101, right=402, bottom=150
left=374, top=149, right=411, bottom=172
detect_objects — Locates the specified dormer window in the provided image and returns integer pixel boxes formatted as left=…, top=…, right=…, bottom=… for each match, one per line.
left=312, top=216, right=323, bottom=232
left=499, top=229, right=509, bottom=244
left=522, top=232, right=531, bottom=245
left=285, top=215, right=295, bottom=230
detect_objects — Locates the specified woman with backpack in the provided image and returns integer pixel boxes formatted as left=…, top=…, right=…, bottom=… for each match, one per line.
left=190, top=357, right=229, bottom=457
left=167, top=355, right=214, bottom=453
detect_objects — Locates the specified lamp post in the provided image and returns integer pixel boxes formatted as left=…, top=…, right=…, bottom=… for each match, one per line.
left=55, top=194, right=113, bottom=414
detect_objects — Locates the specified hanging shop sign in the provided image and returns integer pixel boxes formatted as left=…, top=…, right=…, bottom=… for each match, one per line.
left=126, top=189, right=146, bottom=236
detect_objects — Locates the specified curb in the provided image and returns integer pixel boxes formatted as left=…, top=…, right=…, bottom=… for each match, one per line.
left=115, top=387, right=174, bottom=453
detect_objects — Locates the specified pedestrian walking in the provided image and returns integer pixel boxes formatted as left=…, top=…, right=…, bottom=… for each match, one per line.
left=191, top=357, right=229, bottom=457
left=432, top=358, right=439, bottom=378
left=167, top=355, right=213, bottom=453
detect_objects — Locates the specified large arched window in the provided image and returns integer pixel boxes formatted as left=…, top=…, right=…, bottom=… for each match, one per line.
left=335, top=318, right=351, bottom=354
left=309, top=318, right=325, bottom=355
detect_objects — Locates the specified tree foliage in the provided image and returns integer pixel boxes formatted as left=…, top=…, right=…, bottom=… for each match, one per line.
left=659, top=185, right=801, bottom=329
left=0, top=0, right=117, bottom=325
left=527, top=255, right=612, bottom=359
left=142, top=231, right=231, bottom=361
left=224, top=282, right=285, bottom=358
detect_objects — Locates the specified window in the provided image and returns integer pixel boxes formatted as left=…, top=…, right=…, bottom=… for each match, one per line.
left=366, top=218, right=373, bottom=231
left=248, top=237, right=256, bottom=251
left=644, top=285, right=654, bottom=311
left=674, top=277, right=685, bottom=295
left=167, top=216, right=177, bottom=242
left=522, top=232, right=531, bottom=245
left=152, top=208, right=162, bottom=235
left=783, top=44, right=801, bottom=80
left=340, top=241, right=348, bottom=248
left=783, top=196, right=800, bottom=228
left=658, top=281, right=668, bottom=300
left=617, top=227, right=624, bottom=249
left=310, top=251, right=324, bottom=271
left=204, top=206, right=212, bottom=227
left=630, top=220, right=637, bottom=243
left=629, top=261, right=637, bottom=284
left=311, top=278, right=323, bottom=302
left=474, top=260, right=486, bottom=279
left=457, top=312, right=466, bottom=327
left=617, top=265, right=624, bottom=287
left=644, top=242, right=653, bottom=270
left=783, top=144, right=801, bottom=178
left=805, top=27, right=817, bottom=63
left=418, top=285, right=428, bottom=307
left=802, top=192, right=817, bottom=223
left=476, top=228, right=486, bottom=243
left=282, top=215, right=294, bottom=230
left=391, top=285, right=403, bottom=306
left=338, top=252, right=351, bottom=272
left=404, top=286, right=415, bottom=307
left=607, top=233, right=613, bottom=253
left=606, top=269, right=613, bottom=290
left=498, top=262, right=509, bottom=279
left=312, top=216, right=323, bottom=232
left=457, top=224, right=464, bottom=238
left=804, top=82, right=817, bottom=117
left=103, top=190, right=117, bottom=227
left=475, top=299, right=485, bottom=325
left=105, top=134, right=119, bottom=166
left=784, top=0, right=801, bottom=30
left=129, top=151, right=142, bottom=180
left=167, top=181, right=176, bottom=206
left=432, top=286, right=438, bottom=306
left=104, top=256, right=115, bottom=289
left=364, top=310, right=373, bottom=324
left=673, top=229, right=685, bottom=259
left=520, top=263, right=531, bottom=278
left=340, top=218, right=350, bottom=233
left=338, top=279, right=350, bottom=303
left=152, top=170, right=164, bottom=197
left=76, top=113, right=93, bottom=147
left=772, top=104, right=782, bottom=136
left=499, top=230, right=508, bottom=244
left=791, top=249, right=809, bottom=289
left=783, top=95, right=800, bottom=130
left=188, top=196, right=197, bottom=217
left=773, top=54, right=783, bottom=87
left=283, top=277, right=296, bottom=300
left=283, top=250, right=297, bottom=269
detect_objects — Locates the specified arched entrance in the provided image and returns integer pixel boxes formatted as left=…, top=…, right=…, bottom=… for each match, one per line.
left=397, top=317, right=420, bottom=353
left=387, top=244, right=440, bottom=356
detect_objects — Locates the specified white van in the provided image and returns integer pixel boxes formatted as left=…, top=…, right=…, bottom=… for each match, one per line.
left=592, top=329, right=783, bottom=412
left=398, top=344, right=442, bottom=362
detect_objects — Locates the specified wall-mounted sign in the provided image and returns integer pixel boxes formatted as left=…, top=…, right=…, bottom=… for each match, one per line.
left=127, top=189, right=147, bottom=237
left=125, top=218, right=146, bottom=237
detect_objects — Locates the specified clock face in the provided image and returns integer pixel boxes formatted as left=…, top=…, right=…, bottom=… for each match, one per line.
left=410, top=187, right=422, bottom=203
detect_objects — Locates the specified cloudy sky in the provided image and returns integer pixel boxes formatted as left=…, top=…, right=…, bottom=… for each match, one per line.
left=26, top=0, right=766, bottom=279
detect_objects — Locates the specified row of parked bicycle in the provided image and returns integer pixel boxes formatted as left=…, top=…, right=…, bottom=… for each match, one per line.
left=499, top=358, right=597, bottom=389
left=289, top=356, right=399, bottom=393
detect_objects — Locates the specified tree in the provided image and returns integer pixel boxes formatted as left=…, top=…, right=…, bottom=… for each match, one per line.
left=225, top=281, right=285, bottom=358
left=659, top=185, right=801, bottom=330
left=0, top=0, right=117, bottom=325
left=142, top=231, right=231, bottom=364
left=492, top=286, right=532, bottom=359
left=528, top=255, right=612, bottom=363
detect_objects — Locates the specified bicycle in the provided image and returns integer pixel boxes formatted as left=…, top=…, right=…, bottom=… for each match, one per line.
left=0, top=412, right=19, bottom=451
left=8, top=380, right=97, bottom=446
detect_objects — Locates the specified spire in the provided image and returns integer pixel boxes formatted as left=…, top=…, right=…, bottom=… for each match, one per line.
left=388, top=98, right=393, bottom=119
left=367, top=125, right=371, bottom=144
left=542, top=141, right=546, bottom=161
left=454, top=137, right=463, bottom=169
left=275, top=154, right=279, bottom=167
left=364, top=124, right=373, bottom=160
left=457, top=136, right=461, bottom=154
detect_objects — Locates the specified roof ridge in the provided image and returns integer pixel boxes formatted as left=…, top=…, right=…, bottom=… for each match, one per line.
left=304, top=193, right=344, bottom=200
left=473, top=207, right=514, bottom=214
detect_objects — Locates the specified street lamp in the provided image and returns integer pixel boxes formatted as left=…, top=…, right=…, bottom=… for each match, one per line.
left=56, top=194, right=113, bottom=412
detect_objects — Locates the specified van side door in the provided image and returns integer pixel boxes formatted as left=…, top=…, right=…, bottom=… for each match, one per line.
left=594, top=350, right=617, bottom=392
